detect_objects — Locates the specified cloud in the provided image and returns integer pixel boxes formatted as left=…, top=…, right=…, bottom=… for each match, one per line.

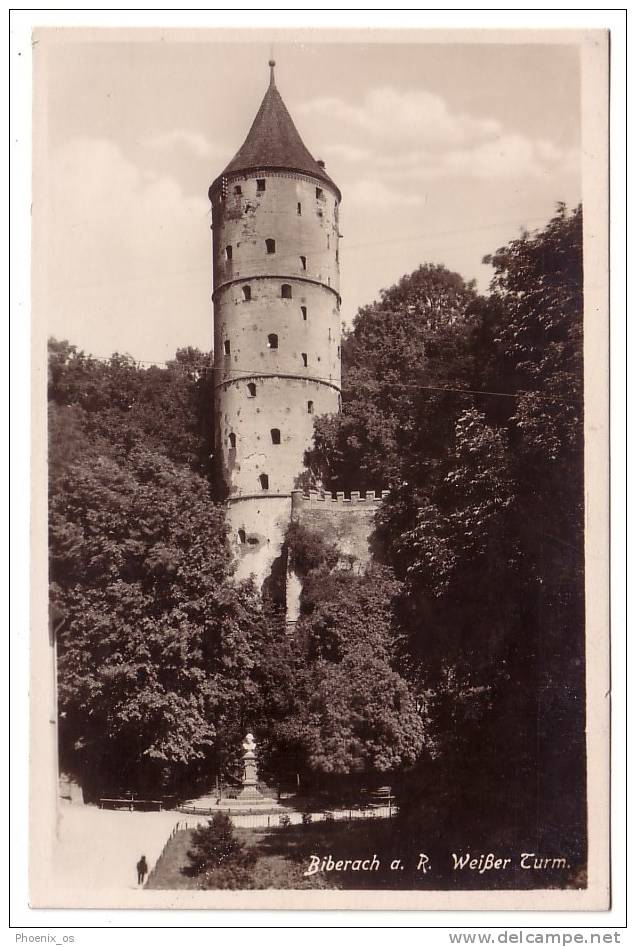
left=300, top=88, right=502, bottom=151
left=43, top=138, right=211, bottom=360
left=304, top=87, right=579, bottom=207
left=409, top=135, right=580, bottom=182
left=347, top=178, right=427, bottom=209
left=141, top=129, right=223, bottom=160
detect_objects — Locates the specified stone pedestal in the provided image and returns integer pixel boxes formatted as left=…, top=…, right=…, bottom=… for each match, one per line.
left=237, top=732, right=262, bottom=801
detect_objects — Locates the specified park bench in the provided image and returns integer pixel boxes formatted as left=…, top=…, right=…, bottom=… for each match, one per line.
left=99, top=797, right=163, bottom=812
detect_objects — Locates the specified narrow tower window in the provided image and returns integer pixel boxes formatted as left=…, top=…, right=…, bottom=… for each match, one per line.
left=229, top=432, right=236, bottom=449
left=265, top=238, right=276, bottom=254
left=238, top=529, right=246, bottom=545
left=225, top=245, right=233, bottom=261
left=267, top=333, right=278, bottom=349
left=247, top=382, right=256, bottom=398
left=242, top=285, right=251, bottom=301
left=270, top=428, right=281, bottom=445
left=281, top=284, right=292, bottom=299
left=259, top=473, right=269, bottom=490
left=337, top=345, right=341, bottom=358
left=256, top=178, right=266, bottom=192
left=336, top=248, right=339, bottom=263
left=233, top=185, right=242, bottom=195
left=316, top=187, right=323, bottom=200
left=301, top=306, right=307, bottom=321
left=307, top=401, right=314, bottom=414
left=224, top=339, right=231, bottom=355
left=299, top=255, right=306, bottom=271
left=297, top=202, right=302, bottom=215
left=301, top=353, right=308, bottom=367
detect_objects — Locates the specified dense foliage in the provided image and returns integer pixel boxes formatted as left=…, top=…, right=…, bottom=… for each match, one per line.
left=49, top=345, right=422, bottom=799
left=263, top=548, right=426, bottom=793
left=308, top=206, right=586, bottom=858
left=49, top=205, right=585, bottom=864
left=49, top=345, right=289, bottom=797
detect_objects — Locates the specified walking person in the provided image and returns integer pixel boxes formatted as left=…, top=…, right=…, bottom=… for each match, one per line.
left=136, top=854, right=148, bottom=886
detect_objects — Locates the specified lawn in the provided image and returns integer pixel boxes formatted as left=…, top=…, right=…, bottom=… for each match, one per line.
left=146, top=818, right=586, bottom=891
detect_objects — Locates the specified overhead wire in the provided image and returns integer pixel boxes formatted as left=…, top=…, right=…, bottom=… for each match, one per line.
left=67, top=352, right=582, bottom=405
left=47, top=215, right=550, bottom=297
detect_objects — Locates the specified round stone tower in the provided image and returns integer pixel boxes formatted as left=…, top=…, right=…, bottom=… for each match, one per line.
left=209, top=62, right=342, bottom=590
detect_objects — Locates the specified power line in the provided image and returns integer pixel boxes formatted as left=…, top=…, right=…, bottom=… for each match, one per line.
left=66, top=353, right=581, bottom=405
left=47, top=215, right=550, bottom=297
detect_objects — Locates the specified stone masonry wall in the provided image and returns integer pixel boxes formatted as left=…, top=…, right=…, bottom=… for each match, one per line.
left=212, top=171, right=341, bottom=595
left=285, top=489, right=389, bottom=624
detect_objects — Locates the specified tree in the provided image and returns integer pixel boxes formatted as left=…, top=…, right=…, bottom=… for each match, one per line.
left=305, top=207, right=585, bottom=857
left=305, top=264, right=480, bottom=492
left=265, top=558, right=427, bottom=792
left=51, top=445, right=265, bottom=797
left=391, top=207, right=585, bottom=856
left=48, top=339, right=214, bottom=474
left=187, top=813, right=256, bottom=888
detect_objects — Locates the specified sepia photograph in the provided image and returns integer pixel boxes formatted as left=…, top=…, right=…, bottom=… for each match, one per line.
left=26, top=24, right=610, bottom=912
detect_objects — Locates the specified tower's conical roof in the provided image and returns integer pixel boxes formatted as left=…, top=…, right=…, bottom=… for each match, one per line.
left=213, top=62, right=340, bottom=199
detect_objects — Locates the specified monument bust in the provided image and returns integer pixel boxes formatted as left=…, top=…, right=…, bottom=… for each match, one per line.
left=243, top=732, right=256, bottom=754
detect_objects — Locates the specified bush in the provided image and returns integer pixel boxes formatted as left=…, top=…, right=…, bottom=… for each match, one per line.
left=278, top=813, right=291, bottom=828
left=286, top=522, right=339, bottom=577
left=186, top=813, right=255, bottom=877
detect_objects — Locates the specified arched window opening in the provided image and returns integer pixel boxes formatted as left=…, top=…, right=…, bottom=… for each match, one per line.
left=299, top=255, right=306, bottom=271
left=265, top=238, right=276, bottom=254
left=327, top=235, right=330, bottom=250
left=256, top=178, right=266, bottom=193
left=247, top=536, right=259, bottom=545
left=242, top=285, right=251, bottom=302
left=328, top=328, right=331, bottom=341
left=238, top=529, right=246, bottom=545
left=301, top=353, right=308, bottom=367
left=224, top=339, right=231, bottom=355
left=297, top=202, right=302, bottom=216
left=336, top=248, right=339, bottom=263
left=229, top=432, right=236, bottom=450
left=337, top=345, right=341, bottom=358
left=301, top=306, right=307, bottom=321
left=247, top=382, right=256, bottom=398
left=233, top=185, right=242, bottom=195
left=259, top=473, right=269, bottom=490
left=316, top=187, right=323, bottom=200
left=307, top=401, right=314, bottom=414
left=270, top=428, right=281, bottom=445
left=225, top=245, right=233, bottom=261
left=267, top=333, right=278, bottom=350
left=281, top=284, right=292, bottom=299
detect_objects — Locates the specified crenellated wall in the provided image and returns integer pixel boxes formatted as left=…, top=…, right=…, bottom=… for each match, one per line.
left=285, top=489, right=388, bottom=625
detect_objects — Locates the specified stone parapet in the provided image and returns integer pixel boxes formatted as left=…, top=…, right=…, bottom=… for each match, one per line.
left=291, top=488, right=389, bottom=511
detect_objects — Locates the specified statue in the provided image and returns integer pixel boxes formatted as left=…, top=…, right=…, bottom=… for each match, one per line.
left=238, top=731, right=261, bottom=801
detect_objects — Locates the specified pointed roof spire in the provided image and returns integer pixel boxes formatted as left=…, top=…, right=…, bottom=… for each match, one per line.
left=214, top=61, right=340, bottom=199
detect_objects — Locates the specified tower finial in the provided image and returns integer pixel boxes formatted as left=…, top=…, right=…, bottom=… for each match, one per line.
left=268, top=58, right=276, bottom=86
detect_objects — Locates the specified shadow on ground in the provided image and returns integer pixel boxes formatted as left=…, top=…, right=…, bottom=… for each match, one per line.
left=147, top=819, right=587, bottom=891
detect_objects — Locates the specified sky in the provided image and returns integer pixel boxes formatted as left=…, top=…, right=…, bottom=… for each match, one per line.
left=35, top=32, right=582, bottom=365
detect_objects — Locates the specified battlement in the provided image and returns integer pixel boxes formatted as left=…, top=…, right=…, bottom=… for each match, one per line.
left=291, top=489, right=389, bottom=511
